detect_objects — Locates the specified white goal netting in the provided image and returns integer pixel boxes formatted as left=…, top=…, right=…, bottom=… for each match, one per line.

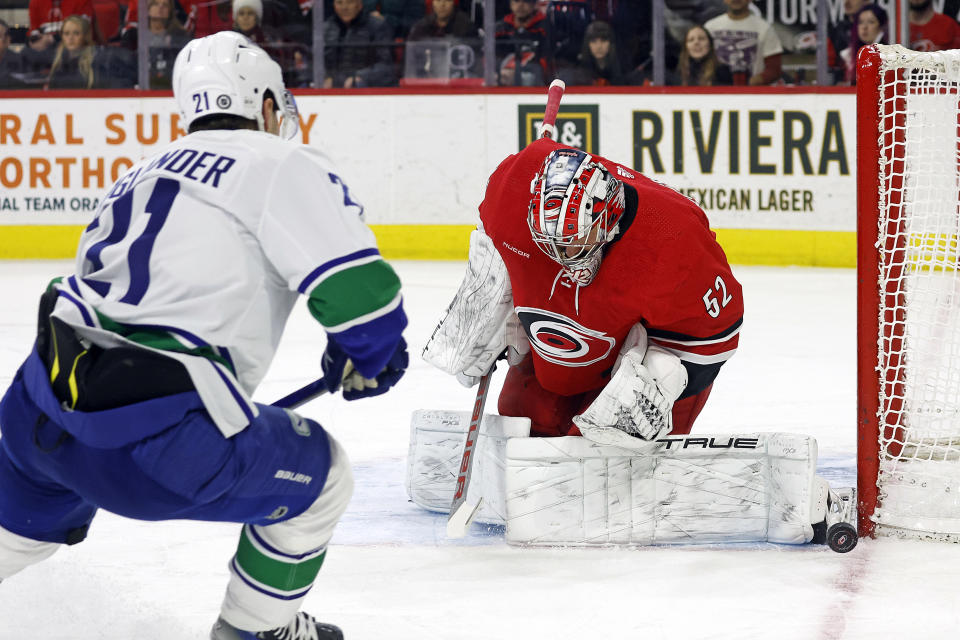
left=871, top=45, right=960, bottom=539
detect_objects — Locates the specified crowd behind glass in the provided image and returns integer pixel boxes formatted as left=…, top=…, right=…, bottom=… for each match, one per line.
left=0, top=0, right=958, bottom=90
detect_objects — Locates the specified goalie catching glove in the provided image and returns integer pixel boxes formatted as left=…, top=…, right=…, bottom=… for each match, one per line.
left=322, top=336, right=408, bottom=400
left=573, top=324, right=687, bottom=448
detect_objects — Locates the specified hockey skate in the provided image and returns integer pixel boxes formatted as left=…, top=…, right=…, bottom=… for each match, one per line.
left=211, top=612, right=343, bottom=640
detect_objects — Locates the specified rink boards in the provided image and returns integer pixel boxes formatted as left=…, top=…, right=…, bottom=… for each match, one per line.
left=0, top=87, right=856, bottom=266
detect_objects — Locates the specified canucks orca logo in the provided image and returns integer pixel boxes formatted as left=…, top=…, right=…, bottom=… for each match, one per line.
left=516, top=307, right=615, bottom=366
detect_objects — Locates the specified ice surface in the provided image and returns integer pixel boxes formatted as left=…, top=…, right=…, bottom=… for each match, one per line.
left=2, top=261, right=960, bottom=639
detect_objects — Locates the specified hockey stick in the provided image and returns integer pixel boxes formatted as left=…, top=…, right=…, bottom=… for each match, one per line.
left=272, top=376, right=329, bottom=409
left=537, top=79, right=566, bottom=140
left=446, top=366, right=495, bottom=537
left=445, top=80, right=567, bottom=539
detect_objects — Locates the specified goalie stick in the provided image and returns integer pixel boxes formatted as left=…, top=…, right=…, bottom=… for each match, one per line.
left=538, top=78, right=566, bottom=140
left=445, top=79, right=567, bottom=539
left=446, top=366, right=495, bottom=537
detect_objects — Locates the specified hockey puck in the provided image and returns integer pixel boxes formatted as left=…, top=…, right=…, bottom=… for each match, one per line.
left=826, top=523, right=858, bottom=553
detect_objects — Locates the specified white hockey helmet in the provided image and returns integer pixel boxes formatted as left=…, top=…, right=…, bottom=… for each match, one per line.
left=172, top=31, right=299, bottom=139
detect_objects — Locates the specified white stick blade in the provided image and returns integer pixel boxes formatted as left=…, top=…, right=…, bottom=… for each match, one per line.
left=446, top=498, right=483, bottom=538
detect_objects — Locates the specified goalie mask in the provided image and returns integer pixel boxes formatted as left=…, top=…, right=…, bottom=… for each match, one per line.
left=527, top=148, right=625, bottom=284
left=172, top=32, right=299, bottom=140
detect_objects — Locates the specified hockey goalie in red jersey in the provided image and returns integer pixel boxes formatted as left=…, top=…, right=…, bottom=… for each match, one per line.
left=417, top=137, right=857, bottom=552
left=424, top=138, right=743, bottom=447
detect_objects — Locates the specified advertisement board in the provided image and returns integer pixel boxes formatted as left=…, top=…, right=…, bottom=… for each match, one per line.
left=0, top=88, right=857, bottom=265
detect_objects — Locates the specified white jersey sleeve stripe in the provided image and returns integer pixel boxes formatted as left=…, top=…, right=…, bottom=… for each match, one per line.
left=660, top=346, right=738, bottom=366
left=297, top=248, right=383, bottom=295
left=649, top=325, right=742, bottom=347
left=324, top=291, right=403, bottom=334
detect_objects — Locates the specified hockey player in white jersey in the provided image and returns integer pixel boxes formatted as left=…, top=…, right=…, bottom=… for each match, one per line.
left=0, top=32, right=409, bottom=639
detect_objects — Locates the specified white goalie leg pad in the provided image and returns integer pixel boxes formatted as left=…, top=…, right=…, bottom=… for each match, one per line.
left=0, top=524, right=61, bottom=579
left=504, top=433, right=821, bottom=546
left=422, top=229, right=523, bottom=384
left=406, top=409, right=531, bottom=525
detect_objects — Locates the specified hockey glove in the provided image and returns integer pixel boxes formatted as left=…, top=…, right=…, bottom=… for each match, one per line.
left=573, top=344, right=687, bottom=449
left=455, top=314, right=530, bottom=387
left=422, top=229, right=529, bottom=388
left=322, top=337, right=409, bottom=401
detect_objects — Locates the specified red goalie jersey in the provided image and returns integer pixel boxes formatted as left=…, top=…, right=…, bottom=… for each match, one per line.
left=480, top=138, right=743, bottom=435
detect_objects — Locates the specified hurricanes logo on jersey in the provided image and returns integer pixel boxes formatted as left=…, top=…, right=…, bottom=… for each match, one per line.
left=516, top=307, right=615, bottom=367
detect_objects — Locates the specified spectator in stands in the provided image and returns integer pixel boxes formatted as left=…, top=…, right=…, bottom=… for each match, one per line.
left=184, top=0, right=234, bottom=38
left=828, top=0, right=866, bottom=64
left=704, top=0, right=782, bottom=85
left=324, top=0, right=397, bottom=87
left=663, top=0, right=726, bottom=44
left=546, top=0, right=592, bottom=69
left=27, top=0, right=99, bottom=80
left=21, top=29, right=57, bottom=79
left=557, top=19, right=624, bottom=86
left=408, top=0, right=478, bottom=40
left=284, top=44, right=311, bottom=86
left=144, top=0, right=190, bottom=88
left=0, top=19, right=25, bottom=89
left=498, top=49, right=543, bottom=85
left=234, top=0, right=270, bottom=42
left=909, top=0, right=960, bottom=51
left=405, top=0, right=480, bottom=79
left=233, top=0, right=301, bottom=85
left=838, top=4, right=886, bottom=83
left=495, top=0, right=549, bottom=85
left=29, top=0, right=95, bottom=45
left=45, top=14, right=96, bottom=88
left=362, top=0, right=425, bottom=38
left=826, top=0, right=867, bottom=82
left=121, top=0, right=188, bottom=47
left=120, top=0, right=142, bottom=47
left=668, top=24, right=732, bottom=86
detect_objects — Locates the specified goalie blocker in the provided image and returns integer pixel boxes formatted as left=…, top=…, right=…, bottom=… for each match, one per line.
left=407, top=410, right=857, bottom=550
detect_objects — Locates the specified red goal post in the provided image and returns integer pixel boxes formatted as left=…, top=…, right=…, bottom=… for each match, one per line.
left=857, top=44, right=960, bottom=541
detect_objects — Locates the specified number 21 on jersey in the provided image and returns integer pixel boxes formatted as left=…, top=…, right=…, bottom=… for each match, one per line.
left=82, top=177, right=180, bottom=305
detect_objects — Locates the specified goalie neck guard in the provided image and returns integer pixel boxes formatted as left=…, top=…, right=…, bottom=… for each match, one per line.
left=172, top=32, right=299, bottom=140
left=527, top=148, right=625, bottom=281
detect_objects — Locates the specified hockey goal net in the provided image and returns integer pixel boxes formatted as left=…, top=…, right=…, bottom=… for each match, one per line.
left=858, top=44, right=960, bottom=540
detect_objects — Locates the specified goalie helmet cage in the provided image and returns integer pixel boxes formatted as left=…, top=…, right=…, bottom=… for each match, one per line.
left=857, top=44, right=960, bottom=541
